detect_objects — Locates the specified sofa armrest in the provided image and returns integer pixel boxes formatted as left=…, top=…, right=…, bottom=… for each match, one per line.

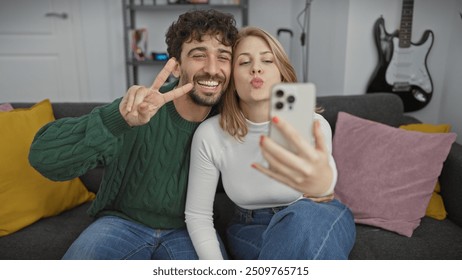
left=440, top=142, right=462, bottom=227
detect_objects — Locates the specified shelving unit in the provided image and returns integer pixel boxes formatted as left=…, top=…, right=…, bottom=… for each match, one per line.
left=122, top=0, right=248, bottom=87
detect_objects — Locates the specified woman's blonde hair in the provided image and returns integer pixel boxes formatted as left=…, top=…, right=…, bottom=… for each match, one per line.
left=219, top=26, right=298, bottom=141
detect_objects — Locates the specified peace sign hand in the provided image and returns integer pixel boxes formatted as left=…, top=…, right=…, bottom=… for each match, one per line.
left=119, top=58, right=193, bottom=127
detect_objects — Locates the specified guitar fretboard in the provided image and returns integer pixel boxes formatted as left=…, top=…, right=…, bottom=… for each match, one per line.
left=399, top=0, right=414, bottom=48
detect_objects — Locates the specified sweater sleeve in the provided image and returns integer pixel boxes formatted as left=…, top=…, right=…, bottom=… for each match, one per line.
left=185, top=121, right=224, bottom=260
left=29, top=98, right=132, bottom=181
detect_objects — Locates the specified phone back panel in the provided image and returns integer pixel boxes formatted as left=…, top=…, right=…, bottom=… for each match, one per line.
left=269, top=83, right=315, bottom=153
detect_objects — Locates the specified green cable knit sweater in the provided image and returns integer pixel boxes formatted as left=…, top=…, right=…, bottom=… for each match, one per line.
left=29, top=83, right=201, bottom=229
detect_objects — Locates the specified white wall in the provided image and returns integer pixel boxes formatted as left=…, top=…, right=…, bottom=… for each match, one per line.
left=307, top=0, right=349, bottom=94
left=439, top=0, right=462, bottom=142
left=76, top=0, right=125, bottom=101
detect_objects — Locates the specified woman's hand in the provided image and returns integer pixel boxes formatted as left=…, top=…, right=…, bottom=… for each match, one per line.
left=119, top=58, right=193, bottom=127
left=252, top=116, right=334, bottom=198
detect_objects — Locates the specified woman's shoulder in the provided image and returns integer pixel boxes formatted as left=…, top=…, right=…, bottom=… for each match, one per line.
left=192, top=114, right=232, bottom=154
left=314, top=112, right=333, bottom=139
left=197, top=114, right=220, bottom=130
left=194, top=114, right=225, bottom=138
left=314, top=112, right=330, bottom=126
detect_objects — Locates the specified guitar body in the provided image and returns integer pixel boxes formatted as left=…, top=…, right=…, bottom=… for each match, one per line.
left=367, top=16, right=434, bottom=112
left=367, top=17, right=397, bottom=95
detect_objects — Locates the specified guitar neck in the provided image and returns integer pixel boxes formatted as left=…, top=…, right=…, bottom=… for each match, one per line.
left=399, top=0, right=414, bottom=48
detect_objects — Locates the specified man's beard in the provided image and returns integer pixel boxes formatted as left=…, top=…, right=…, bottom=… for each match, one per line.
left=189, top=87, right=223, bottom=107
left=180, top=71, right=227, bottom=107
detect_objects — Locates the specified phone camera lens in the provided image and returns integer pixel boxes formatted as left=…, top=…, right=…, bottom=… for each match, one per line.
left=275, top=101, right=284, bottom=110
left=276, top=90, right=284, bottom=98
left=287, top=95, right=295, bottom=103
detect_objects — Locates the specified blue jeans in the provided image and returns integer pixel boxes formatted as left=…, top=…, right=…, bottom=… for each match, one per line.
left=62, top=216, right=199, bottom=260
left=226, top=199, right=356, bottom=260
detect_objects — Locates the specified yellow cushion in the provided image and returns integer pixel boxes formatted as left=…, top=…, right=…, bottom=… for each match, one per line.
left=399, top=123, right=451, bottom=220
left=400, top=123, right=451, bottom=134
left=0, top=99, right=95, bottom=236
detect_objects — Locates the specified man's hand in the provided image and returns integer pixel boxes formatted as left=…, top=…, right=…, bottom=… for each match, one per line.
left=119, top=58, right=193, bottom=127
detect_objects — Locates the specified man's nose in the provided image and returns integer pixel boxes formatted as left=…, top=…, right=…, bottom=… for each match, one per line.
left=204, top=57, right=218, bottom=75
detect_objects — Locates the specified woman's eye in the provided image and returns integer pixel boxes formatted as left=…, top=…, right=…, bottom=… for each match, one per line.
left=239, top=61, right=250, bottom=65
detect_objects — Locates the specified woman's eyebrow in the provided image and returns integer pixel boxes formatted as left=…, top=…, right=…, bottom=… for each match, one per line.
left=237, top=50, right=272, bottom=58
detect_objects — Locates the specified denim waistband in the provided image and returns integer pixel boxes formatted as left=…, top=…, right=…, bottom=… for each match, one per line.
left=233, top=206, right=287, bottom=225
left=232, top=205, right=290, bottom=225
left=234, top=205, right=287, bottom=216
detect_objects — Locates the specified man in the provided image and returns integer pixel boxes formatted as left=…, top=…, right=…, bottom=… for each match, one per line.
left=28, top=9, right=238, bottom=260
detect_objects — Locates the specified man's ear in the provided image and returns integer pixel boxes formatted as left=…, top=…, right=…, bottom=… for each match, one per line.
left=171, top=59, right=181, bottom=78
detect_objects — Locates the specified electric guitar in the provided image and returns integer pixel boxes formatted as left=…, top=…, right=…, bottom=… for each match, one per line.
left=366, top=0, right=434, bottom=112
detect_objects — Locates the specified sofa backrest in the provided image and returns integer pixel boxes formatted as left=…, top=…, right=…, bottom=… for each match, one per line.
left=12, top=102, right=107, bottom=119
left=317, top=93, right=405, bottom=133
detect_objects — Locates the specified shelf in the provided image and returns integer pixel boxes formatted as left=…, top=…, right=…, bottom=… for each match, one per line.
left=123, top=0, right=248, bottom=86
left=126, top=4, right=245, bottom=11
left=127, top=59, right=166, bottom=66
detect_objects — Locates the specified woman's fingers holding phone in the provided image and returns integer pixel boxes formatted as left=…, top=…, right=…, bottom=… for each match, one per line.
left=253, top=117, right=333, bottom=196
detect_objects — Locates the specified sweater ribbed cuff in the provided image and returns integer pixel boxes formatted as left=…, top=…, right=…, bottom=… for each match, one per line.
left=99, top=100, right=132, bottom=136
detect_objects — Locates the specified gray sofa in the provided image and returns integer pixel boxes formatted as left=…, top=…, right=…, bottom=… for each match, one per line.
left=2, top=93, right=462, bottom=259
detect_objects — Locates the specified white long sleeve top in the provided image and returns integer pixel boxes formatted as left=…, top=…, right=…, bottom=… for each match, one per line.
left=185, top=113, right=337, bottom=259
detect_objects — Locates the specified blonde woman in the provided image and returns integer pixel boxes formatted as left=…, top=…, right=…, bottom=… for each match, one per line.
left=185, top=27, right=355, bottom=260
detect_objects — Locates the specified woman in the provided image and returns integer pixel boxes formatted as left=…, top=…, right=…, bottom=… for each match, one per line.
left=185, top=27, right=355, bottom=260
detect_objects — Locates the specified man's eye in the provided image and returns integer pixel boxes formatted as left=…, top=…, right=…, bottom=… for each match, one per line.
left=239, top=61, right=250, bottom=65
left=219, top=55, right=231, bottom=61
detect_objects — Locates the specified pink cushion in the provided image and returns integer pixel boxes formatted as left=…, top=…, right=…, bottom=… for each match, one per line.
left=333, top=112, right=456, bottom=237
left=0, top=103, right=13, bottom=112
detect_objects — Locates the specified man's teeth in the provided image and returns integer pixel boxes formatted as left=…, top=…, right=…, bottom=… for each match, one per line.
left=198, top=80, right=219, bottom=87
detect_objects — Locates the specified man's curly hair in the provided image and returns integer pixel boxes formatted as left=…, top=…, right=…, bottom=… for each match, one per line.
left=165, top=9, right=238, bottom=61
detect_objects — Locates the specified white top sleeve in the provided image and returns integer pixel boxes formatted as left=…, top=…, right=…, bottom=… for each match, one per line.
left=185, top=117, right=224, bottom=259
left=315, top=114, right=337, bottom=197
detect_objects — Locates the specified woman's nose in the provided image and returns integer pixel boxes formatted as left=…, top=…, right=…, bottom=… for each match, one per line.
left=251, top=68, right=262, bottom=74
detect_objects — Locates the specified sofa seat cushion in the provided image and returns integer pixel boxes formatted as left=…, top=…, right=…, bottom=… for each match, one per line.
left=0, top=202, right=94, bottom=260
left=349, top=217, right=462, bottom=259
